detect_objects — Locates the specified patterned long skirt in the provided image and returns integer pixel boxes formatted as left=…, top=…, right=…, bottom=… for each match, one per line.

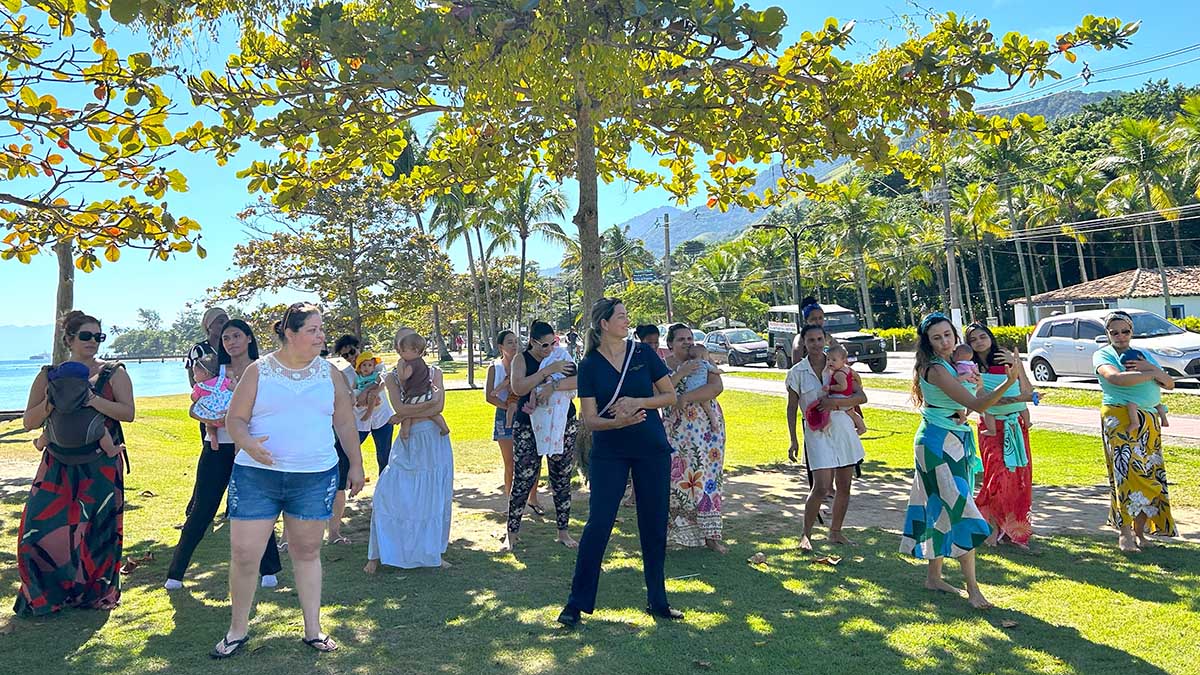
left=975, top=416, right=1034, bottom=546
left=665, top=400, right=726, bottom=547
left=1101, top=404, right=1175, bottom=536
left=900, top=421, right=990, bottom=559
left=14, top=452, right=125, bottom=615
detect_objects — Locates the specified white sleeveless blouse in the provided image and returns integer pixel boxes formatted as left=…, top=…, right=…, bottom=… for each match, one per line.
left=236, top=352, right=337, bottom=473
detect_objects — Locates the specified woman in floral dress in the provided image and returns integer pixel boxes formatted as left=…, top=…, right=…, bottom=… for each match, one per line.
left=662, top=324, right=727, bottom=553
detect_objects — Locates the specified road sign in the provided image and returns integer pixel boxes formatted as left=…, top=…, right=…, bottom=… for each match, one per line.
left=632, top=269, right=657, bottom=283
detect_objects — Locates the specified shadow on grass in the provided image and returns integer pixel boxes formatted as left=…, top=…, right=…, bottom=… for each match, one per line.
left=2, top=480, right=1194, bottom=675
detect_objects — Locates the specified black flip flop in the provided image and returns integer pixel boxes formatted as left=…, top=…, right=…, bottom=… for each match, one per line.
left=302, top=634, right=339, bottom=653
left=210, top=635, right=249, bottom=659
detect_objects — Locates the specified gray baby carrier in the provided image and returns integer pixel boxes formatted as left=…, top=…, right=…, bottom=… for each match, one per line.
left=42, top=363, right=122, bottom=465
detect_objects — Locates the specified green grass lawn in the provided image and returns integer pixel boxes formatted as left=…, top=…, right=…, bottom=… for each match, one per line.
left=1, top=392, right=1197, bottom=673
left=726, top=370, right=1200, bottom=416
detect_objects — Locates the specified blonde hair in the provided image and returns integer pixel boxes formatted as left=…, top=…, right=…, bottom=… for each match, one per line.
left=398, top=332, right=427, bottom=354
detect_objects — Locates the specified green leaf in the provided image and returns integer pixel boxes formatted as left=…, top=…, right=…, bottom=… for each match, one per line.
left=109, top=0, right=140, bottom=24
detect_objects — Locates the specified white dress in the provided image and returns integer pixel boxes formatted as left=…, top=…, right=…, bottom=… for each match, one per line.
left=368, top=366, right=453, bottom=568
left=785, top=357, right=865, bottom=471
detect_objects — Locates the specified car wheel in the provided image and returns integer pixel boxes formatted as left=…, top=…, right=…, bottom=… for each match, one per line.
left=728, top=352, right=740, bottom=367
left=868, top=355, right=888, bottom=373
left=1031, top=357, right=1057, bottom=382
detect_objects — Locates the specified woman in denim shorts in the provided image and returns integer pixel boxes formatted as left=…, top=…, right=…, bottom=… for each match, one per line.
left=485, top=330, right=542, bottom=515
left=210, top=303, right=365, bottom=659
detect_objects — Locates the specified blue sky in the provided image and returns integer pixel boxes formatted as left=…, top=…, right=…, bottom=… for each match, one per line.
left=3, top=0, right=1199, bottom=329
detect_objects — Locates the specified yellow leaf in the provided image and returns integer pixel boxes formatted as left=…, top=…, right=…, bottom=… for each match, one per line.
left=104, top=244, right=120, bottom=262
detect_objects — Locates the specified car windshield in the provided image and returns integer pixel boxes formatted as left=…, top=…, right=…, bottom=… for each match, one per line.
left=824, top=312, right=861, bottom=331
left=692, top=330, right=706, bottom=342
left=1131, top=313, right=1185, bottom=338
left=724, top=329, right=759, bottom=344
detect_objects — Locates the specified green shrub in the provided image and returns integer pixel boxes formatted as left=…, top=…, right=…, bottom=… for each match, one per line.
left=1171, top=317, right=1200, bottom=333
left=871, top=324, right=1034, bottom=351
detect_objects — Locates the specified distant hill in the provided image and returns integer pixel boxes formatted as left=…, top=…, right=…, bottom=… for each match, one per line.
left=620, top=88, right=1121, bottom=254
left=0, top=324, right=53, bottom=360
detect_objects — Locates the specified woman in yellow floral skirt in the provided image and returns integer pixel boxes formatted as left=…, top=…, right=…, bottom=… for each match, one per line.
left=1093, top=311, right=1176, bottom=553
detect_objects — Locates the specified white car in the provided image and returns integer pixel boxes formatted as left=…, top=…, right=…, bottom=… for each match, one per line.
left=1026, top=309, right=1200, bottom=382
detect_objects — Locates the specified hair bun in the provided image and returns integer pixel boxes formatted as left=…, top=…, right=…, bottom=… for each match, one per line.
left=60, top=309, right=85, bottom=329
left=272, top=320, right=285, bottom=338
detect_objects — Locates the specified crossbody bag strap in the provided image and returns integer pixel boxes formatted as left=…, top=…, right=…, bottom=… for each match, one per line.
left=598, top=339, right=636, bottom=417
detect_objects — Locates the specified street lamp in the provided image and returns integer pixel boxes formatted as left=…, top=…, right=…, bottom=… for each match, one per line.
left=754, top=221, right=827, bottom=335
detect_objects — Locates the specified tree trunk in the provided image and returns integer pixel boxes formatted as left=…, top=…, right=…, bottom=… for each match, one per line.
left=988, top=246, right=1004, bottom=325
left=573, top=78, right=603, bottom=316
left=516, top=231, right=528, bottom=332
left=1006, top=189, right=1036, bottom=325
left=851, top=226, right=874, bottom=329
left=474, top=226, right=498, bottom=348
left=1172, top=220, right=1185, bottom=267
left=462, top=232, right=486, bottom=351
left=1141, top=180, right=1173, bottom=317
left=1051, top=237, right=1064, bottom=290
left=955, top=251, right=974, bottom=321
left=432, top=302, right=451, bottom=361
left=1132, top=224, right=1145, bottom=269
left=346, top=221, right=362, bottom=337
left=52, top=240, right=74, bottom=365
left=972, top=224, right=996, bottom=322
left=932, top=252, right=947, bottom=312
left=892, top=276, right=906, bottom=328
left=1089, top=238, right=1099, bottom=280
left=1074, top=236, right=1088, bottom=283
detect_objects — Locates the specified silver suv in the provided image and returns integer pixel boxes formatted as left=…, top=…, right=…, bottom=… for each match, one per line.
left=1027, top=309, right=1200, bottom=382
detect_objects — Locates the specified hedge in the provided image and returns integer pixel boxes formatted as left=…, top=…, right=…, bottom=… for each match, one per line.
left=873, top=318, right=1198, bottom=352
left=872, top=325, right=1035, bottom=351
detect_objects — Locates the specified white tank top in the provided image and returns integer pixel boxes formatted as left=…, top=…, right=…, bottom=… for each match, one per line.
left=237, top=352, right=337, bottom=473
left=493, top=359, right=510, bottom=402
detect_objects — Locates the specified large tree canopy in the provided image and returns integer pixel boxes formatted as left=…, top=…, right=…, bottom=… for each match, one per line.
left=149, top=1, right=1136, bottom=311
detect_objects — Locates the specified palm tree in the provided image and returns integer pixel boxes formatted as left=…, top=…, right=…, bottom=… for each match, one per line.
left=1094, top=118, right=1183, bottom=317
left=735, top=223, right=792, bottom=305
left=488, top=172, right=569, bottom=329
left=875, top=217, right=931, bottom=327
left=828, top=177, right=884, bottom=329
left=598, top=225, right=657, bottom=289
left=967, top=133, right=1039, bottom=325
left=952, top=182, right=1003, bottom=322
left=683, top=249, right=766, bottom=328
left=1032, top=164, right=1104, bottom=285
left=1154, top=148, right=1200, bottom=267
left=1096, top=178, right=1147, bottom=266
left=431, top=188, right=493, bottom=352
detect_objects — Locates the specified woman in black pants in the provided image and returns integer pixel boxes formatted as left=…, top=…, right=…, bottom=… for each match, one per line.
left=558, top=298, right=681, bottom=628
left=165, top=319, right=281, bottom=590
left=501, top=321, right=579, bottom=552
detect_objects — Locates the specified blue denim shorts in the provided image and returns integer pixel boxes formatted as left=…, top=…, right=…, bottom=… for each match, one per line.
left=227, top=463, right=339, bottom=521
left=493, top=406, right=514, bottom=441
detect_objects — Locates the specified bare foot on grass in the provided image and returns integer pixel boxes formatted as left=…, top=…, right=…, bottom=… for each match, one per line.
left=967, top=588, right=993, bottom=610
left=924, top=579, right=964, bottom=596
left=705, top=539, right=728, bottom=554
left=557, top=532, right=579, bottom=549
left=798, top=535, right=813, bottom=553
left=363, top=559, right=379, bottom=574
left=828, top=531, right=854, bottom=546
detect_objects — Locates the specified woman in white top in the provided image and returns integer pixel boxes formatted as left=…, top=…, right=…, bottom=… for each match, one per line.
left=786, top=325, right=868, bottom=552
left=211, top=303, right=365, bottom=658
left=486, top=330, right=542, bottom=514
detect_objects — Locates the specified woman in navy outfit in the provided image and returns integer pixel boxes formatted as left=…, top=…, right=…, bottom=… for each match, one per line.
left=558, top=298, right=682, bottom=628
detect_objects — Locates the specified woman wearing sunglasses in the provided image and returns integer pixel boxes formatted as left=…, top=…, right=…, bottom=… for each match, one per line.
left=1094, top=311, right=1176, bottom=552
left=15, top=310, right=135, bottom=615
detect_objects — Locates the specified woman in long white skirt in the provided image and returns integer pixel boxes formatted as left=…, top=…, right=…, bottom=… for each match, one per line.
left=365, top=331, right=454, bottom=572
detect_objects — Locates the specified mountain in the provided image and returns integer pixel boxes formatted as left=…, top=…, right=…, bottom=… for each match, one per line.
left=619, top=88, right=1121, bottom=255
left=0, top=324, right=54, bottom=360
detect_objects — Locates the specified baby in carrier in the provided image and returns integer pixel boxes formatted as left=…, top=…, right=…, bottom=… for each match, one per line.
left=529, top=340, right=577, bottom=456
left=1120, top=348, right=1169, bottom=434
left=680, top=344, right=721, bottom=434
left=34, top=361, right=123, bottom=460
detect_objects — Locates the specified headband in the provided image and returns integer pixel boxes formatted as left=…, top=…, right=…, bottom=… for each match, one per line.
left=918, top=311, right=949, bottom=335
left=801, top=302, right=821, bottom=319
left=1103, top=311, right=1133, bottom=328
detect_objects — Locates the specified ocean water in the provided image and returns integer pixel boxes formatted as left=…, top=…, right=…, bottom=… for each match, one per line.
left=0, top=359, right=191, bottom=409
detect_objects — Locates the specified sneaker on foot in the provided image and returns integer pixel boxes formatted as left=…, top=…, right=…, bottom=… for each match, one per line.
left=164, top=578, right=183, bottom=590
left=261, top=574, right=278, bottom=588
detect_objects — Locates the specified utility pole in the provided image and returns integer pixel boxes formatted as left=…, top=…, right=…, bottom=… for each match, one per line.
left=663, top=213, right=674, bottom=322
left=938, top=171, right=964, bottom=328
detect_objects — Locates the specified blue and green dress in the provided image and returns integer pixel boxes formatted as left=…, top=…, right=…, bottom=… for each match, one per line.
left=900, top=359, right=991, bottom=559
